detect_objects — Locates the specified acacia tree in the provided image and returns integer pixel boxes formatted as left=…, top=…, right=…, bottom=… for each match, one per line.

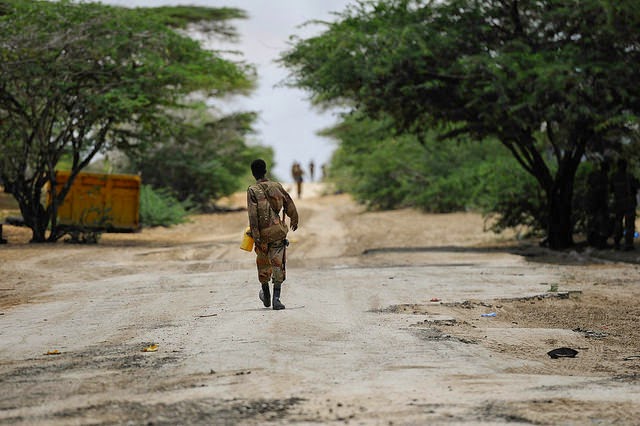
left=281, top=0, right=640, bottom=249
left=131, top=109, right=272, bottom=209
left=0, top=0, right=254, bottom=242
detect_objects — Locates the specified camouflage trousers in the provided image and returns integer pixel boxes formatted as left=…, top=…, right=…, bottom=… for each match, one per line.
left=255, top=239, right=286, bottom=285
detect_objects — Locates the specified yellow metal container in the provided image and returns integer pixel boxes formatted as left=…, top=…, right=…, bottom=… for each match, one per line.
left=240, top=226, right=254, bottom=251
left=49, top=171, right=141, bottom=232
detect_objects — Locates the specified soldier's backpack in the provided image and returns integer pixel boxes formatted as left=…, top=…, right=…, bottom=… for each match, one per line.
left=255, top=182, right=288, bottom=243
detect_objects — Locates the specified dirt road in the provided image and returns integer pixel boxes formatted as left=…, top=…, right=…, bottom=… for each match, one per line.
left=1, top=183, right=640, bottom=425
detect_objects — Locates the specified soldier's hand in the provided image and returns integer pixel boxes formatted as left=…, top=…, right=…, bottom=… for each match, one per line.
left=254, top=238, right=267, bottom=252
left=290, top=223, right=298, bottom=231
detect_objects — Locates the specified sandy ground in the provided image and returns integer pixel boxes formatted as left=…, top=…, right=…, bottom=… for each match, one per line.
left=1, top=182, right=640, bottom=425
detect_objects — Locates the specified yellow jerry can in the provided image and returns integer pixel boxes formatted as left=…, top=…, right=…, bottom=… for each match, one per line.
left=240, top=226, right=254, bottom=251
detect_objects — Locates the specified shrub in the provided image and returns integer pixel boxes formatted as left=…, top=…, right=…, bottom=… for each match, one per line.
left=139, top=184, right=190, bottom=227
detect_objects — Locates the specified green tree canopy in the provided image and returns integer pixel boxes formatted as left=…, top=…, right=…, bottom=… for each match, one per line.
left=0, top=0, right=254, bottom=241
left=149, top=6, right=247, bottom=38
left=281, top=0, right=640, bottom=249
left=131, top=107, right=273, bottom=209
left=324, top=112, right=543, bottom=234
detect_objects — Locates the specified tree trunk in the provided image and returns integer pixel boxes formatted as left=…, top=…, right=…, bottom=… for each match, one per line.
left=12, top=181, right=51, bottom=243
left=545, top=170, right=576, bottom=250
left=10, top=169, right=80, bottom=243
left=535, top=124, right=588, bottom=250
left=24, top=202, right=50, bottom=243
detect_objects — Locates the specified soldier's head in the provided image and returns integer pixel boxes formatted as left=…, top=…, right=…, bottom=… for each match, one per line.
left=251, top=159, right=267, bottom=180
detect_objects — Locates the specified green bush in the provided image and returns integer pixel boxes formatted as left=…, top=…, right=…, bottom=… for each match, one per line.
left=132, top=111, right=274, bottom=210
left=471, top=157, right=545, bottom=235
left=139, top=184, right=190, bottom=227
left=326, top=113, right=549, bottom=234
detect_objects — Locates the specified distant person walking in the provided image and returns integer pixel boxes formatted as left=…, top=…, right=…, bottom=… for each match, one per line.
left=247, top=159, right=299, bottom=310
left=291, top=161, right=304, bottom=199
left=309, top=160, right=315, bottom=182
left=610, top=159, right=639, bottom=251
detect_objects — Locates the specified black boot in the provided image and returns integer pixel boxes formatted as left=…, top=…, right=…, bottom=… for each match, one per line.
left=259, top=283, right=271, bottom=308
left=272, top=284, right=285, bottom=310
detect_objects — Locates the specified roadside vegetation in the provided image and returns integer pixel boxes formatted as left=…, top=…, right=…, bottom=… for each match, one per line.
left=323, top=113, right=542, bottom=236
left=2, top=0, right=639, bottom=247
left=281, top=0, right=640, bottom=249
left=0, top=0, right=269, bottom=241
left=139, top=185, right=190, bottom=228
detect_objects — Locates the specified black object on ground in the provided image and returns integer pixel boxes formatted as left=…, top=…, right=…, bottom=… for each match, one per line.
left=547, top=347, right=578, bottom=359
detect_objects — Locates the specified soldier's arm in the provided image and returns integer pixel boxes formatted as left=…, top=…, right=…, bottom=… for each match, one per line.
left=278, top=183, right=299, bottom=230
left=247, top=187, right=261, bottom=241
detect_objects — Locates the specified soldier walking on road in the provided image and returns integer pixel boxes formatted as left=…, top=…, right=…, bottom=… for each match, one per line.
left=291, top=161, right=304, bottom=199
left=611, top=159, right=639, bottom=251
left=247, top=159, right=299, bottom=310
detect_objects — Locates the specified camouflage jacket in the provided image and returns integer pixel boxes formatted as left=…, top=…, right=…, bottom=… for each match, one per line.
left=247, top=179, right=299, bottom=244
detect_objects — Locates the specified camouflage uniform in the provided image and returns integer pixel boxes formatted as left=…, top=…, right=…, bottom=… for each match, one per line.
left=291, top=162, right=304, bottom=199
left=247, top=179, right=299, bottom=289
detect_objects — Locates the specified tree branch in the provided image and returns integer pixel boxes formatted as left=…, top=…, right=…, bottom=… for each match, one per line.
left=546, top=123, right=562, bottom=161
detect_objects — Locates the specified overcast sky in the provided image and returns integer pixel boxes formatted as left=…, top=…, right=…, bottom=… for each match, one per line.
left=100, top=0, right=353, bottom=181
